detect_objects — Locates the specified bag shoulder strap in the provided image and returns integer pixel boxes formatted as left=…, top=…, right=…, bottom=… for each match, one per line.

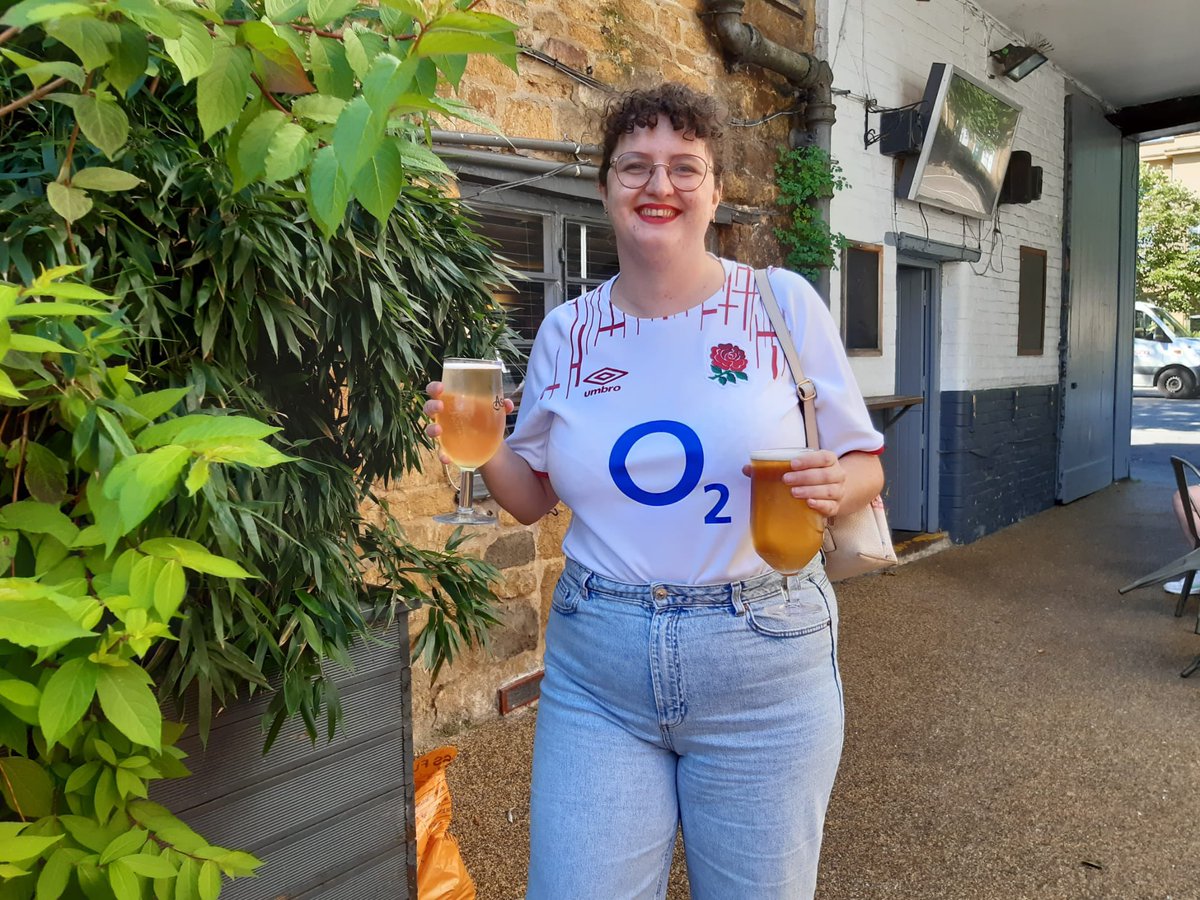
left=754, top=268, right=821, bottom=451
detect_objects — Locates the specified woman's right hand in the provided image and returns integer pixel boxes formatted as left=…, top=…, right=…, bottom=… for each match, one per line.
left=423, top=381, right=453, bottom=465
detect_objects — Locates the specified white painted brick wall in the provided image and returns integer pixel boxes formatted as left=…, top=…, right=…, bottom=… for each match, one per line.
left=822, top=0, right=1070, bottom=395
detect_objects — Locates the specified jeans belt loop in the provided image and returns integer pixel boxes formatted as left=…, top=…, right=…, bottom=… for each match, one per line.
left=731, top=581, right=746, bottom=616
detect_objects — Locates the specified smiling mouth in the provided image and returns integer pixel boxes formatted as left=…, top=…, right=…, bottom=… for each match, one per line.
left=636, top=206, right=679, bottom=220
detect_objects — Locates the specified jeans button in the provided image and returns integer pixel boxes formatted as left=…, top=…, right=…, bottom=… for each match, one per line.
left=653, top=587, right=668, bottom=599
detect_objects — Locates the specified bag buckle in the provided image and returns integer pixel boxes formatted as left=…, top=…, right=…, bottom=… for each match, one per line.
left=795, top=378, right=816, bottom=402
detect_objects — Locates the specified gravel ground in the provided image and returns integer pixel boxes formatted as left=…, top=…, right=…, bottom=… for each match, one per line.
left=441, top=480, right=1200, bottom=899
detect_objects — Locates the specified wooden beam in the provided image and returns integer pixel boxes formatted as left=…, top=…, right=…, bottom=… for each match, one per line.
left=1106, top=93, right=1200, bottom=139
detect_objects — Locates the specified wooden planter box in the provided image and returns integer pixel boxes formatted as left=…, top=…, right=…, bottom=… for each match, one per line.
left=151, top=614, right=415, bottom=899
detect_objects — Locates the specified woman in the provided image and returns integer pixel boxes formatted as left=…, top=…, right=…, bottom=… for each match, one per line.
left=425, top=82, right=884, bottom=900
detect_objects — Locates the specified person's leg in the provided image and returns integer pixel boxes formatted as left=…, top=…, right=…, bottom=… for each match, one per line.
left=672, top=570, right=844, bottom=900
left=1165, top=485, right=1200, bottom=594
left=526, top=573, right=679, bottom=900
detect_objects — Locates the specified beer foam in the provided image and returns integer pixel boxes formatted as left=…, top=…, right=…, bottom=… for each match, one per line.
left=750, top=448, right=815, bottom=461
left=443, top=359, right=503, bottom=369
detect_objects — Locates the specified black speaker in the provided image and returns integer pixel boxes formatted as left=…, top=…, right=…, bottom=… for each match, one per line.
left=878, top=108, right=925, bottom=157
left=1000, top=150, right=1040, bottom=205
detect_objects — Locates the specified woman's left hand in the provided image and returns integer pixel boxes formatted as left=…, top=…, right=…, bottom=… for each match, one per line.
left=742, top=450, right=846, bottom=518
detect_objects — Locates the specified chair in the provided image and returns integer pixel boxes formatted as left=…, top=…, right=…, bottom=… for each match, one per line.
left=1168, top=456, right=1200, bottom=631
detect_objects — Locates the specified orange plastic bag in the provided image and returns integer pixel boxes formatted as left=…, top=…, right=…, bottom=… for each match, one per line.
left=414, top=746, right=476, bottom=900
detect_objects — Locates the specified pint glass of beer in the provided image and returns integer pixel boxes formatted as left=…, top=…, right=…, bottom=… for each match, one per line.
left=750, top=448, right=825, bottom=575
left=433, top=358, right=506, bottom=525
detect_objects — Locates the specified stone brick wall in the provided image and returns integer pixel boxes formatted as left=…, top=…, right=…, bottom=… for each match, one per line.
left=391, top=0, right=817, bottom=750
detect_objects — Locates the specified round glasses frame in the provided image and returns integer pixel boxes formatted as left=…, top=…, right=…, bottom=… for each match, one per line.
left=609, top=153, right=711, bottom=192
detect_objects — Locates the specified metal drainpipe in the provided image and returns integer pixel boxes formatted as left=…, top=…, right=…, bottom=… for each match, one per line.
left=701, top=0, right=837, bottom=301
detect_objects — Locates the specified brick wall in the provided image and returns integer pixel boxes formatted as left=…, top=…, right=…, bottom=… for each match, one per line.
left=393, top=0, right=817, bottom=749
left=938, top=385, right=1059, bottom=542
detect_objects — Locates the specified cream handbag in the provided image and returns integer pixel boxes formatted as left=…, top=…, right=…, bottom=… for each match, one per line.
left=754, top=269, right=898, bottom=582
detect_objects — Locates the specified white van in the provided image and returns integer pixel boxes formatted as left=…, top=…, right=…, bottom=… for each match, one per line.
left=1134, top=301, right=1200, bottom=398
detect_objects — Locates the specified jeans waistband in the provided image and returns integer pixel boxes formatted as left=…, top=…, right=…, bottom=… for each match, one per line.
left=561, top=556, right=824, bottom=611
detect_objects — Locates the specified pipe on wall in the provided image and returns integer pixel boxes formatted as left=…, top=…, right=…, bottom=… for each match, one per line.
left=700, top=0, right=837, bottom=300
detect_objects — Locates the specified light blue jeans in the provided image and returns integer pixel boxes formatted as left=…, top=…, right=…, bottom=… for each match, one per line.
left=527, top=556, right=844, bottom=900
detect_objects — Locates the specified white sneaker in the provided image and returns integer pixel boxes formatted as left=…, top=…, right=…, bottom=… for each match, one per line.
left=1164, top=576, right=1200, bottom=595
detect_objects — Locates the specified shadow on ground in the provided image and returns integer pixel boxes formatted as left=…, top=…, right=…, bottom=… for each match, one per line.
left=442, top=478, right=1200, bottom=899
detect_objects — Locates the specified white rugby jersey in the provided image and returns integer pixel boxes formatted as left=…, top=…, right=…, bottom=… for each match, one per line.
left=507, top=259, right=883, bottom=585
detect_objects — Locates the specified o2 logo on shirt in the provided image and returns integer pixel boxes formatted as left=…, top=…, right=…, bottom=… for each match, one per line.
left=608, top=420, right=731, bottom=523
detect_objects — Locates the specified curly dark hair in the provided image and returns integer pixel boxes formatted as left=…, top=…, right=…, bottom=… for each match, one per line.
left=597, top=83, right=726, bottom=187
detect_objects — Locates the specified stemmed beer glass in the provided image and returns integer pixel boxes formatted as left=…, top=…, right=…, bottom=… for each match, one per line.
left=433, top=358, right=506, bottom=526
left=749, top=449, right=826, bottom=588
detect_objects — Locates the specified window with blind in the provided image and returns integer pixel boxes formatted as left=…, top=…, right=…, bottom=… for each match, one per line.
left=1017, top=246, right=1046, bottom=355
left=842, top=243, right=883, bottom=355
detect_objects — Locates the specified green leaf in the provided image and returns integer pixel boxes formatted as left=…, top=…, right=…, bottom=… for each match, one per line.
left=0, top=369, right=24, bottom=400
left=431, top=9, right=517, bottom=32
left=135, top=415, right=279, bottom=451
left=9, top=334, right=73, bottom=354
left=0, top=500, right=77, bottom=546
left=290, top=94, right=345, bottom=124
left=341, top=26, right=369, bottom=78
left=99, top=828, right=147, bottom=865
left=23, top=442, right=68, bottom=504
left=71, top=167, right=143, bottom=192
left=111, top=0, right=181, bottom=38
left=197, top=859, right=221, bottom=900
left=124, top=388, right=190, bottom=425
left=153, top=559, right=186, bottom=620
left=191, top=439, right=296, bottom=467
left=162, top=15, right=213, bottom=82
left=36, top=847, right=80, bottom=900
left=1, top=0, right=92, bottom=27
left=183, top=460, right=209, bottom=496
left=128, top=801, right=205, bottom=854
left=197, top=43, right=252, bottom=140
left=234, top=109, right=286, bottom=188
left=39, top=656, right=99, bottom=747
left=96, top=666, right=162, bottom=751
left=333, top=95, right=382, bottom=182
left=9, top=300, right=99, bottom=318
left=0, top=757, right=53, bottom=818
left=264, top=121, right=313, bottom=183
left=106, top=22, right=149, bottom=95
left=361, top=53, right=416, bottom=119
left=72, top=93, right=130, bottom=160
left=109, top=857, right=142, bottom=899
left=102, top=445, right=190, bottom=535
left=265, top=0, right=307, bottom=18
left=139, top=538, right=254, bottom=579
left=120, top=852, right=176, bottom=878
left=94, top=767, right=117, bottom=822
left=307, top=0, right=357, bottom=28
left=377, top=0, right=424, bottom=19
left=353, top=140, right=404, bottom=223
left=306, top=144, right=350, bottom=236
left=44, top=16, right=119, bottom=70
left=396, top=137, right=451, bottom=176
left=46, top=182, right=93, bottom=224
left=0, top=833, right=62, bottom=864
left=308, top=33, right=354, bottom=99
left=414, top=28, right=517, bottom=61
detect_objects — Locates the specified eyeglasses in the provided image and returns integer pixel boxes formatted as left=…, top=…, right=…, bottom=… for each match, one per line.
left=609, top=153, right=710, bottom=191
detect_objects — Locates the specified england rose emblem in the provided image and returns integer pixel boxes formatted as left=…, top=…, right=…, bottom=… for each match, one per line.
left=709, top=343, right=748, bottom=386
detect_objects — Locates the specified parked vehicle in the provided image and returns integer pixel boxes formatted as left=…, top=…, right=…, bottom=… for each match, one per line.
left=1134, top=301, right=1200, bottom=399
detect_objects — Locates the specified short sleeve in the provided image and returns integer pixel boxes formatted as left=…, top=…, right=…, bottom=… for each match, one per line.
left=505, top=313, right=562, bottom=474
left=768, top=268, right=884, bottom=458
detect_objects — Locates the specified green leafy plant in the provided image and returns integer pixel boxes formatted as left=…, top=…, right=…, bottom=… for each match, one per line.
left=0, top=0, right=520, bottom=744
left=774, top=145, right=849, bottom=281
left=0, top=269, right=296, bottom=897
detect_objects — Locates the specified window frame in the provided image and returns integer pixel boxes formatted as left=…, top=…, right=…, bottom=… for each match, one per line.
left=841, top=241, right=884, bottom=357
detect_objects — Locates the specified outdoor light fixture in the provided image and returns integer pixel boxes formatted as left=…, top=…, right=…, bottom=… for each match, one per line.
left=989, top=42, right=1049, bottom=81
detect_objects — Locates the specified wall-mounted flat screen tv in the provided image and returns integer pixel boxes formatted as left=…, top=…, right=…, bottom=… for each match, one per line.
left=896, top=63, right=1022, bottom=219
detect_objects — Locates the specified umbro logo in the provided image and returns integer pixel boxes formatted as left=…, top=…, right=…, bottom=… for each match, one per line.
left=582, top=367, right=628, bottom=397
left=583, top=367, right=628, bottom=386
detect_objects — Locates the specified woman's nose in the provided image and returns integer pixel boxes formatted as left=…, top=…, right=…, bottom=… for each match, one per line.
left=644, top=165, right=674, bottom=194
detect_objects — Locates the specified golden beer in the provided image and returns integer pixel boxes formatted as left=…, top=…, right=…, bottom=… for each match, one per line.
left=750, top=449, right=825, bottom=574
left=438, top=360, right=505, bottom=470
